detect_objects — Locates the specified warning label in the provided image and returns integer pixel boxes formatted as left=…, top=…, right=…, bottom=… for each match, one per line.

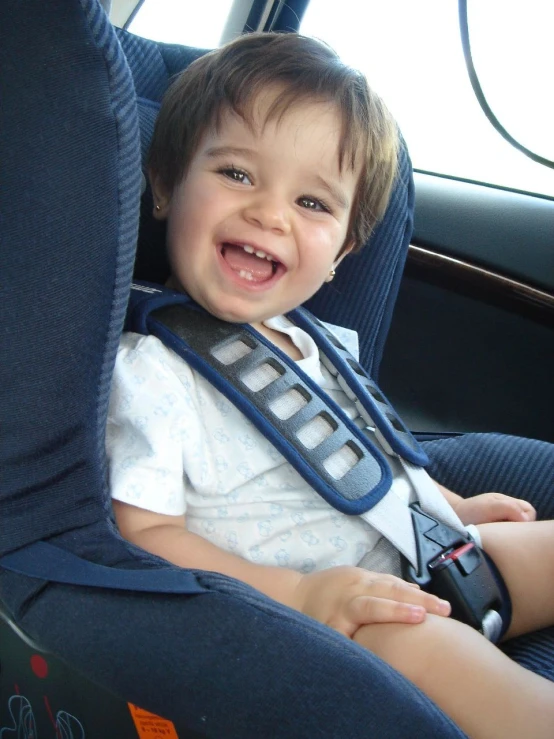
left=128, top=703, right=180, bottom=738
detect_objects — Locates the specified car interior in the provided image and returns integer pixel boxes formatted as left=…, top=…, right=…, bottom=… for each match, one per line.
left=1, top=1, right=553, bottom=737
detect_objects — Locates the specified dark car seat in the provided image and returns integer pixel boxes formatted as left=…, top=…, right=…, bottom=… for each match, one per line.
left=1, top=1, right=552, bottom=737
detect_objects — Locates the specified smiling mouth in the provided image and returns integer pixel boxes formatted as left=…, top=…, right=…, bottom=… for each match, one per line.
left=220, top=242, right=280, bottom=282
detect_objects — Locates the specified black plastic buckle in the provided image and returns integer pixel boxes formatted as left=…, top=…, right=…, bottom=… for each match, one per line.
left=402, top=503, right=505, bottom=639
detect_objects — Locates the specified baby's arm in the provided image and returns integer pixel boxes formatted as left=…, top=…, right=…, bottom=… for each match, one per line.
left=113, top=500, right=450, bottom=638
left=114, top=500, right=303, bottom=609
left=434, top=480, right=536, bottom=524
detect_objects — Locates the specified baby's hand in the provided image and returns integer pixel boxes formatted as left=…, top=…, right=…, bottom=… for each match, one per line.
left=454, top=492, right=536, bottom=525
left=294, top=566, right=451, bottom=638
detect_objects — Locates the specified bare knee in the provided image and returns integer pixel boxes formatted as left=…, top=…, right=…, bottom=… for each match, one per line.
left=354, top=614, right=554, bottom=739
left=353, top=614, right=472, bottom=686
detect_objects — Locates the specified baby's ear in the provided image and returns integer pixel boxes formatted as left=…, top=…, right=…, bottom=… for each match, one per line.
left=149, top=171, right=171, bottom=219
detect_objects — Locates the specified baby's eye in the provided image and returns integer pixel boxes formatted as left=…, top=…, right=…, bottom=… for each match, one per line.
left=219, top=166, right=252, bottom=185
left=298, top=196, right=331, bottom=213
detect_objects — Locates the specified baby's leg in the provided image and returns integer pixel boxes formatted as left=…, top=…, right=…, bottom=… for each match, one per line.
left=354, top=614, right=554, bottom=739
left=477, top=519, right=554, bottom=638
left=354, top=519, right=554, bottom=739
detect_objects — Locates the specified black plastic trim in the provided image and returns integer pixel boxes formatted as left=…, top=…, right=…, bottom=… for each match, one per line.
left=413, top=173, right=554, bottom=293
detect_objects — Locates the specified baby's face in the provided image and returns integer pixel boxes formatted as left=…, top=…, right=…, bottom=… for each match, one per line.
left=153, top=92, right=359, bottom=329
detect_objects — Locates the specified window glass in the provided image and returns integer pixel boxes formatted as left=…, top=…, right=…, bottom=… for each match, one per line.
left=301, top=0, right=554, bottom=196
left=128, top=0, right=234, bottom=48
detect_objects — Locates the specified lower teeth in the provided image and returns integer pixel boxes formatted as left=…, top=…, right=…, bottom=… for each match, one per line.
left=239, top=270, right=254, bottom=281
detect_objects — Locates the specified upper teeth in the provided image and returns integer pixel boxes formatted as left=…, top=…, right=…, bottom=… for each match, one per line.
left=242, top=244, right=273, bottom=261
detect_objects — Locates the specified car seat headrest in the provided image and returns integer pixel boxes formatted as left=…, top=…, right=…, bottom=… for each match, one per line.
left=114, top=29, right=209, bottom=284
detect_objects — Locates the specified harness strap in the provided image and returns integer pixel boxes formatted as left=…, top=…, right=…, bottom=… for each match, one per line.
left=291, top=308, right=428, bottom=466
left=150, top=303, right=394, bottom=513
left=129, top=283, right=397, bottom=514
left=0, top=541, right=207, bottom=593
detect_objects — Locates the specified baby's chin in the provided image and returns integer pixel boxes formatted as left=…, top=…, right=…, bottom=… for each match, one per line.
left=194, top=300, right=264, bottom=327
left=164, top=277, right=279, bottom=326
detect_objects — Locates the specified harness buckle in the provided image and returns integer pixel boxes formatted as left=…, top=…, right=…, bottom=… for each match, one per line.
left=402, top=504, right=505, bottom=642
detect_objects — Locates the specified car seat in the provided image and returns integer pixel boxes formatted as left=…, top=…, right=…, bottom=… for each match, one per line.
left=1, top=1, right=551, bottom=737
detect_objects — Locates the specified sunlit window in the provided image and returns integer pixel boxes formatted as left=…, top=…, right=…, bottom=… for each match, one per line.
left=128, top=0, right=235, bottom=49
left=301, top=0, right=554, bottom=196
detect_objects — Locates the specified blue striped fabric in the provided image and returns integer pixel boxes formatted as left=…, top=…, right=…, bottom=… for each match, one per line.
left=503, top=627, right=554, bottom=682
left=116, top=31, right=172, bottom=101
left=83, top=0, right=143, bottom=516
left=424, top=433, right=554, bottom=518
left=0, top=0, right=141, bottom=553
left=137, top=99, right=161, bottom=161
left=116, top=29, right=207, bottom=102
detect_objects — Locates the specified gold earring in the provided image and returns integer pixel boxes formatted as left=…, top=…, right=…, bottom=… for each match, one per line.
left=326, top=268, right=336, bottom=283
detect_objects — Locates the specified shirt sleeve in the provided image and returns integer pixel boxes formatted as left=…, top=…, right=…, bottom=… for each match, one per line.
left=106, top=332, right=196, bottom=516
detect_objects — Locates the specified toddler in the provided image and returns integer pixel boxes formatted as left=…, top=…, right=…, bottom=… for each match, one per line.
left=107, top=32, right=554, bottom=738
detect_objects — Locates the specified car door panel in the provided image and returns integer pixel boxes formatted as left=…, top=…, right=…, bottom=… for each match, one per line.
left=380, top=175, right=554, bottom=443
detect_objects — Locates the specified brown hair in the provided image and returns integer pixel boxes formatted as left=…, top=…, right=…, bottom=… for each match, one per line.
left=148, top=32, right=398, bottom=251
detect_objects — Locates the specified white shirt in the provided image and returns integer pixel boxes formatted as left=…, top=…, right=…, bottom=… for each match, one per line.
left=107, top=317, right=442, bottom=573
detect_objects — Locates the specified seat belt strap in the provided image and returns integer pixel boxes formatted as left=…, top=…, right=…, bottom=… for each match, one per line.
left=290, top=308, right=428, bottom=466
left=359, top=486, right=419, bottom=564
left=400, top=459, right=465, bottom=533
left=0, top=541, right=207, bottom=594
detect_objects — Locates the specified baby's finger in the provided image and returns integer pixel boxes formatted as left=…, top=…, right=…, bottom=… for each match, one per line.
left=493, top=498, right=534, bottom=523
left=519, top=500, right=536, bottom=521
left=481, top=494, right=536, bottom=523
left=363, top=577, right=450, bottom=616
left=349, top=595, right=428, bottom=626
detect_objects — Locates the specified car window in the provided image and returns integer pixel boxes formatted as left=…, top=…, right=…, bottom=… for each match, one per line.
left=301, top=0, right=554, bottom=197
left=127, top=0, right=235, bottom=48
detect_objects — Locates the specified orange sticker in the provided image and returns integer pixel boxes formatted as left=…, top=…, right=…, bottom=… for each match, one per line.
left=128, top=703, right=180, bottom=739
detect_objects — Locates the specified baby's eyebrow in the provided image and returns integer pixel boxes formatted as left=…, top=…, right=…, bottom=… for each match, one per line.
left=315, top=175, right=350, bottom=210
left=204, top=145, right=254, bottom=160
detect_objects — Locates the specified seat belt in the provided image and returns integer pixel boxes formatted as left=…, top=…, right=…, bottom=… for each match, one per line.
left=0, top=541, right=207, bottom=594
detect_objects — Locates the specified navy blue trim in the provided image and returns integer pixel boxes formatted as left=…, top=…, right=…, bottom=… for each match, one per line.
left=88, top=0, right=143, bottom=517
left=1, top=542, right=207, bottom=594
left=235, top=323, right=393, bottom=482
left=125, top=280, right=173, bottom=333
left=291, top=308, right=429, bottom=466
